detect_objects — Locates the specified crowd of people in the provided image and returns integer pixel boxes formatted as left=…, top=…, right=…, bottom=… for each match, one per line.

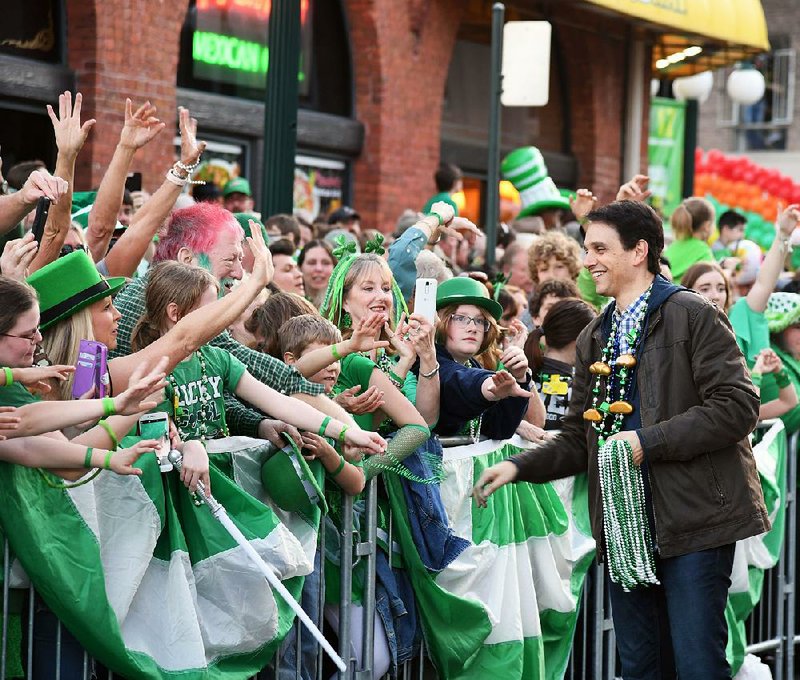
left=0, top=91, right=797, bottom=680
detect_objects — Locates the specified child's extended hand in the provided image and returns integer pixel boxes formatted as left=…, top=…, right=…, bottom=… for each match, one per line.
left=753, top=348, right=783, bottom=375
left=300, top=431, right=338, bottom=465
left=180, top=439, right=211, bottom=494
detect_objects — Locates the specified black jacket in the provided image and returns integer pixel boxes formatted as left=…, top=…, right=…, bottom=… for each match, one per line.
left=510, top=275, right=769, bottom=558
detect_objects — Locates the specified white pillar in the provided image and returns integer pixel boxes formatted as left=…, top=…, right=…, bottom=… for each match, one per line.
left=623, top=38, right=646, bottom=181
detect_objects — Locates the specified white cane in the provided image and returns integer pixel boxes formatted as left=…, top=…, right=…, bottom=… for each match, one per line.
left=167, top=450, right=347, bottom=673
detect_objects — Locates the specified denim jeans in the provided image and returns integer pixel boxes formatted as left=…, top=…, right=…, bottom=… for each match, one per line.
left=608, top=543, right=735, bottom=680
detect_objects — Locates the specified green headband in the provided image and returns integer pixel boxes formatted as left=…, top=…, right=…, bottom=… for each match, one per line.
left=319, top=234, right=407, bottom=327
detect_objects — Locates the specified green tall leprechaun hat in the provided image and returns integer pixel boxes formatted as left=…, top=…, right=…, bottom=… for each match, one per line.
left=501, top=146, right=570, bottom=218
left=26, top=250, right=127, bottom=330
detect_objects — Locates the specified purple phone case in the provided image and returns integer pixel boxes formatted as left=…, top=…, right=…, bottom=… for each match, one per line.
left=72, top=340, right=108, bottom=399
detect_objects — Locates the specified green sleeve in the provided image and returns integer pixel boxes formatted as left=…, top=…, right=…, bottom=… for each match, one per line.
left=201, top=345, right=247, bottom=392
left=728, top=298, right=769, bottom=365
left=337, top=354, right=378, bottom=394
left=401, top=370, right=417, bottom=405
left=0, top=383, right=40, bottom=407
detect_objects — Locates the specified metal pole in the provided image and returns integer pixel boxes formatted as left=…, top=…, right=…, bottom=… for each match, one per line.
left=786, top=432, right=797, bottom=679
left=355, top=477, right=378, bottom=679
left=484, top=2, right=505, bottom=270
left=339, top=493, right=355, bottom=679
left=681, top=99, right=698, bottom=199
left=261, top=0, right=301, bottom=216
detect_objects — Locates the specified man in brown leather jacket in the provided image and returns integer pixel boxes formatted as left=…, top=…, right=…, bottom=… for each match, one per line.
left=474, top=200, right=768, bottom=679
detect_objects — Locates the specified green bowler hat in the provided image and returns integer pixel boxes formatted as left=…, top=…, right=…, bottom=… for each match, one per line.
left=436, top=277, right=503, bottom=320
left=766, top=292, right=800, bottom=334
left=501, top=146, right=570, bottom=218
left=26, top=250, right=127, bottom=330
left=261, top=435, right=328, bottom=518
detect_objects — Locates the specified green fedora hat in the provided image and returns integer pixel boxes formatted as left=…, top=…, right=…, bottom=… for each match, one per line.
left=501, top=146, right=570, bottom=219
left=436, top=277, right=503, bottom=320
left=261, top=435, right=328, bottom=517
left=26, top=250, right=127, bottom=330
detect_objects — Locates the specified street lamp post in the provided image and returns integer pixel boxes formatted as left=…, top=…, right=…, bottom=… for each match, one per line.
left=261, top=0, right=301, bottom=217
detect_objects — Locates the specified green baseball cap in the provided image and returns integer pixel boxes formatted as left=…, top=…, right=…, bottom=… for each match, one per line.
left=223, top=177, right=252, bottom=197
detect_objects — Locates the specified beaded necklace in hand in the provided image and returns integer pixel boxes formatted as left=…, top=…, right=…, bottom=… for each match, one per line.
left=598, top=439, right=659, bottom=590
left=582, top=285, right=652, bottom=445
left=167, top=350, right=229, bottom=443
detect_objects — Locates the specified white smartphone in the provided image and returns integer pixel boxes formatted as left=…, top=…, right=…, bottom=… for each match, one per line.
left=138, top=412, right=171, bottom=471
left=413, top=278, right=437, bottom=323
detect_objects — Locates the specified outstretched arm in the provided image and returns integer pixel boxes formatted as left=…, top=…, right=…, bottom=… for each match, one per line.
left=108, top=225, right=272, bottom=391
left=746, top=204, right=799, bottom=313
left=103, top=107, right=206, bottom=277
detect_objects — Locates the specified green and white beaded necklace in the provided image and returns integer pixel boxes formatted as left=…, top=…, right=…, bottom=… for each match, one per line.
left=583, top=285, right=659, bottom=590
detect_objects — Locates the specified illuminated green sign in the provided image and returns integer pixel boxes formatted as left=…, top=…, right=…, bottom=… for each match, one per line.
left=192, top=30, right=306, bottom=84
left=193, top=31, right=268, bottom=74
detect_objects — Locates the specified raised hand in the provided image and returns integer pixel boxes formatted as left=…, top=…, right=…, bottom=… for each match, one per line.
left=472, top=460, right=518, bottom=507
left=113, top=356, right=168, bottom=415
left=177, top=106, right=206, bottom=168
left=777, top=203, right=800, bottom=237
left=429, top=200, right=455, bottom=227
left=385, top=313, right=416, bottom=364
left=333, top=385, right=385, bottom=415
left=504, top=318, right=528, bottom=350
left=108, top=439, right=161, bottom=476
left=1, top=232, right=39, bottom=281
left=569, top=188, right=597, bottom=221
left=349, top=312, right=391, bottom=353
left=118, top=99, right=165, bottom=151
left=18, top=169, right=69, bottom=206
left=46, top=91, right=95, bottom=160
left=485, top=370, right=531, bottom=401
left=247, top=219, right=274, bottom=286
left=401, top=313, right=436, bottom=365
left=616, top=174, right=652, bottom=202
left=499, top=345, right=529, bottom=382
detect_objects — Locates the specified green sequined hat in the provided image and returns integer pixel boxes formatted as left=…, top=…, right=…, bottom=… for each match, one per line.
left=766, top=292, right=800, bottom=334
left=319, top=233, right=407, bottom=328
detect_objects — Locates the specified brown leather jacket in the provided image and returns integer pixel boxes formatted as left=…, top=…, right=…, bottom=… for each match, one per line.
left=511, top=284, right=769, bottom=558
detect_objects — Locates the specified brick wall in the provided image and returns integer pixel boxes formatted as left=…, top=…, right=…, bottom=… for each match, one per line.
left=345, top=0, right=464, bottom=231
left=66, top=0, right=188, bottom=192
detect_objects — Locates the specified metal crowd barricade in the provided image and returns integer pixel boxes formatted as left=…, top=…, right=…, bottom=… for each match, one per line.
left=2, top=427, right=798, bottom=680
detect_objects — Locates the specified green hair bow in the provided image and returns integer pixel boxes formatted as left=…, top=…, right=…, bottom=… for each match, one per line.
left=320, top=233, right=407, bottom=328
left=491, top=272, right=510, bottom=301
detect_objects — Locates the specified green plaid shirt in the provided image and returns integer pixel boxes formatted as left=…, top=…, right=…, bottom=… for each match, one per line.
left=111, top=274, right=324, bottom=436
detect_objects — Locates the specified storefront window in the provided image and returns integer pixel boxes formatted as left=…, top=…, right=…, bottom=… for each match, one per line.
left=0, top=0, right=63, bottom=63
left=178, top=0, right=351, bottom=117
left=294, top=155, right=346, bottom=219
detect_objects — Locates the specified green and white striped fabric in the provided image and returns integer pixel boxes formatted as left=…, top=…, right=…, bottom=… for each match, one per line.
left=727, top=421, right=787, bottom=676
left=432, top=435, right=595, bottom=679
left=0, top=436, right=314, bottom=680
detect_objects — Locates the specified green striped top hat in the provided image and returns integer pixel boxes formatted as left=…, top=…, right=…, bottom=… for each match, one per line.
left=261, top=434, right=328, bottom=517
left=502, top=146, right=570, bottom=218
left=26, top=250, right=127, bottom=330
